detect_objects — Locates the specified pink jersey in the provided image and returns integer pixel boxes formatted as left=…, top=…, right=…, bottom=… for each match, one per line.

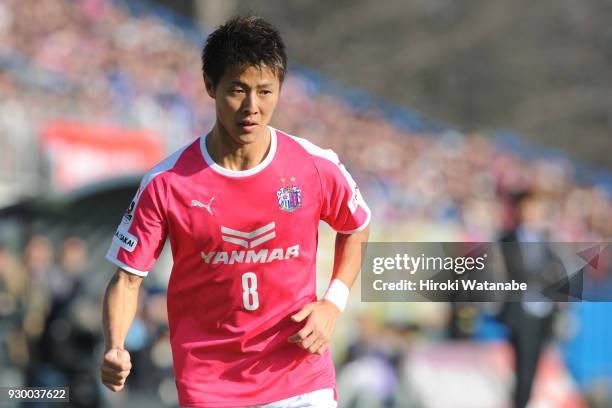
left=106, top=126, right=370, bottom=407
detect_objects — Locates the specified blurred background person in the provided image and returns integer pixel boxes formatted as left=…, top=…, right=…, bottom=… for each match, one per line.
left=26, top=237, right=102, bottom=407
left=497, top=191, right=566, bottom=408
left=0, top=242, right=29, bottom=373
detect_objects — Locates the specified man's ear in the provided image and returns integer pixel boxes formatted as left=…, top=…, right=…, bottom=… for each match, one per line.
left=204, top=74, right=216, bottom=98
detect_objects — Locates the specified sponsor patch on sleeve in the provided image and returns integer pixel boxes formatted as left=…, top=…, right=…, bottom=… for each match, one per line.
left=113, top=229, right=139, bottom=252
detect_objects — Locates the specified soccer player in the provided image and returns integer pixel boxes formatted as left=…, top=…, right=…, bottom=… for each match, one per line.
left=100, top=16, right=370, bottom=408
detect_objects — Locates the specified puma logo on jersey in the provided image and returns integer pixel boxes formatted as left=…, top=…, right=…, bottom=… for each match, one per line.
left=191, top=197, right=214, bottom=215
left=201, top=245, right=299, bottom=265
left=221, top=222, right=275, bottom=248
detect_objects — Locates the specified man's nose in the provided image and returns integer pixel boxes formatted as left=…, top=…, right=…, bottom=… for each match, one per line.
left=242, top=92, right=258, bottom=114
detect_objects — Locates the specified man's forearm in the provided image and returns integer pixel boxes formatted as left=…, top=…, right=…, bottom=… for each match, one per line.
left=289, top=225, right=370, bottom=353
left=102, top=269, right=142, bottom=351
left=332, top=225, right=370, bottom=289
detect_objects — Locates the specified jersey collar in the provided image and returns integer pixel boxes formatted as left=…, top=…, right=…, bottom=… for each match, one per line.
left=200, top=126, right=277, bottom=178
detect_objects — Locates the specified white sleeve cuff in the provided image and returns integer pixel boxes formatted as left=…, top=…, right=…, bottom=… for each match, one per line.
left=105, top=253, right=149, bottom=277
left=335, top=207, right=371, bottom=234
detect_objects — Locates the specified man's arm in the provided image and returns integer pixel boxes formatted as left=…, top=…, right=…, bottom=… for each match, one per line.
left=288, top=225, right=370, bottom=354
left=330, top=225, right=370, bottom=290
left=100, top=268, right=143, bottom=391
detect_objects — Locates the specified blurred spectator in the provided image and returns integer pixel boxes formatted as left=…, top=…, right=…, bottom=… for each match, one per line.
left=21, top=235, right=53, bottom=344
left=26, top=237, right=101, bottom=407
left=497, top=191, right=566, bottom=408
left=337, top=314, right=403, bottom=408
left=0, top=243, right=28, bottom=369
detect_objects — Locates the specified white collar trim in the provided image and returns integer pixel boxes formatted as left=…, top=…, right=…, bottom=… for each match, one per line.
left=200, top=126, right=277, bottom=178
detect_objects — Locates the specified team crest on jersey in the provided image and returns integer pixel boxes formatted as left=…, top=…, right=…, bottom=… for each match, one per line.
left=277, top=186, right=301, bottom=212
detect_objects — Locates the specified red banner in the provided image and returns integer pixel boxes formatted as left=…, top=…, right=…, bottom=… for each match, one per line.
left=41, top=121, right=165, bottom=191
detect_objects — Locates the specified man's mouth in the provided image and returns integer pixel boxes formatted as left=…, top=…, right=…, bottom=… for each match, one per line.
left=237, top=121, right=259, bottom=132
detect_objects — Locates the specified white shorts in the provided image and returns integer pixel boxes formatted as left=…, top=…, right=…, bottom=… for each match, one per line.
left=245, top=388, right=338, bottom=408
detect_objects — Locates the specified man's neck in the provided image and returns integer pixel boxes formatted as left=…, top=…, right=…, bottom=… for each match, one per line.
left=206, top=124, right=271, bottom=171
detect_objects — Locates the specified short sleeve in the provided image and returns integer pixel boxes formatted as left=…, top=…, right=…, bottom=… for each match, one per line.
left=105, top=176, right=168, bottom=276
left=315, top=150, right=371, bottom=233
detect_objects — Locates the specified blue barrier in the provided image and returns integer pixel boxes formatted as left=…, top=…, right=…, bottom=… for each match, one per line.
left=562, top=301, right=612, bottom=388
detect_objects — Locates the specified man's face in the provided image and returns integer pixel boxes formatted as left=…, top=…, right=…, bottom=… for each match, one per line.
left=205, top=64, right=281, bottom=145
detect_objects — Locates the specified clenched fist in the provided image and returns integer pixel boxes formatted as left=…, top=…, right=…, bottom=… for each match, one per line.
left=100, top=348, right=132, bottom=392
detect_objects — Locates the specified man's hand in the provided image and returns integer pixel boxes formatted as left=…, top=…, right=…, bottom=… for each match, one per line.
left=287, top=300, right=341, bottom=355
left=100, top=347, right=132, bottom=392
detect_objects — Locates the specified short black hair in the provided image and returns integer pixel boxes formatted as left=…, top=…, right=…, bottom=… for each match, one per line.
left=201, top=16, right=287, bottom=88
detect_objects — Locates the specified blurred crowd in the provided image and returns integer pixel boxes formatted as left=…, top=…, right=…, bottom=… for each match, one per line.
left=0, top=235, right=176, bottom=407
left=0, top=0, right=611, bottom=407
left=1, top=0, right=609, bottom=241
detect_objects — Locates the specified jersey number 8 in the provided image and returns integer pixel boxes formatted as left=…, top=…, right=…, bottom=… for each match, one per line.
left=242, top=272, right=259, bottom=311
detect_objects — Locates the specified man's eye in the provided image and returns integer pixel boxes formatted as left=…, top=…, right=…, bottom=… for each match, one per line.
left=260, top=90, right=272, bottom=95
left=232, top=89, right=245, bottom=94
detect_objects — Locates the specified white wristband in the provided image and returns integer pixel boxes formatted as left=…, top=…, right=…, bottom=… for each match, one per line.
left=323, top=279, right=350, bottom=312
